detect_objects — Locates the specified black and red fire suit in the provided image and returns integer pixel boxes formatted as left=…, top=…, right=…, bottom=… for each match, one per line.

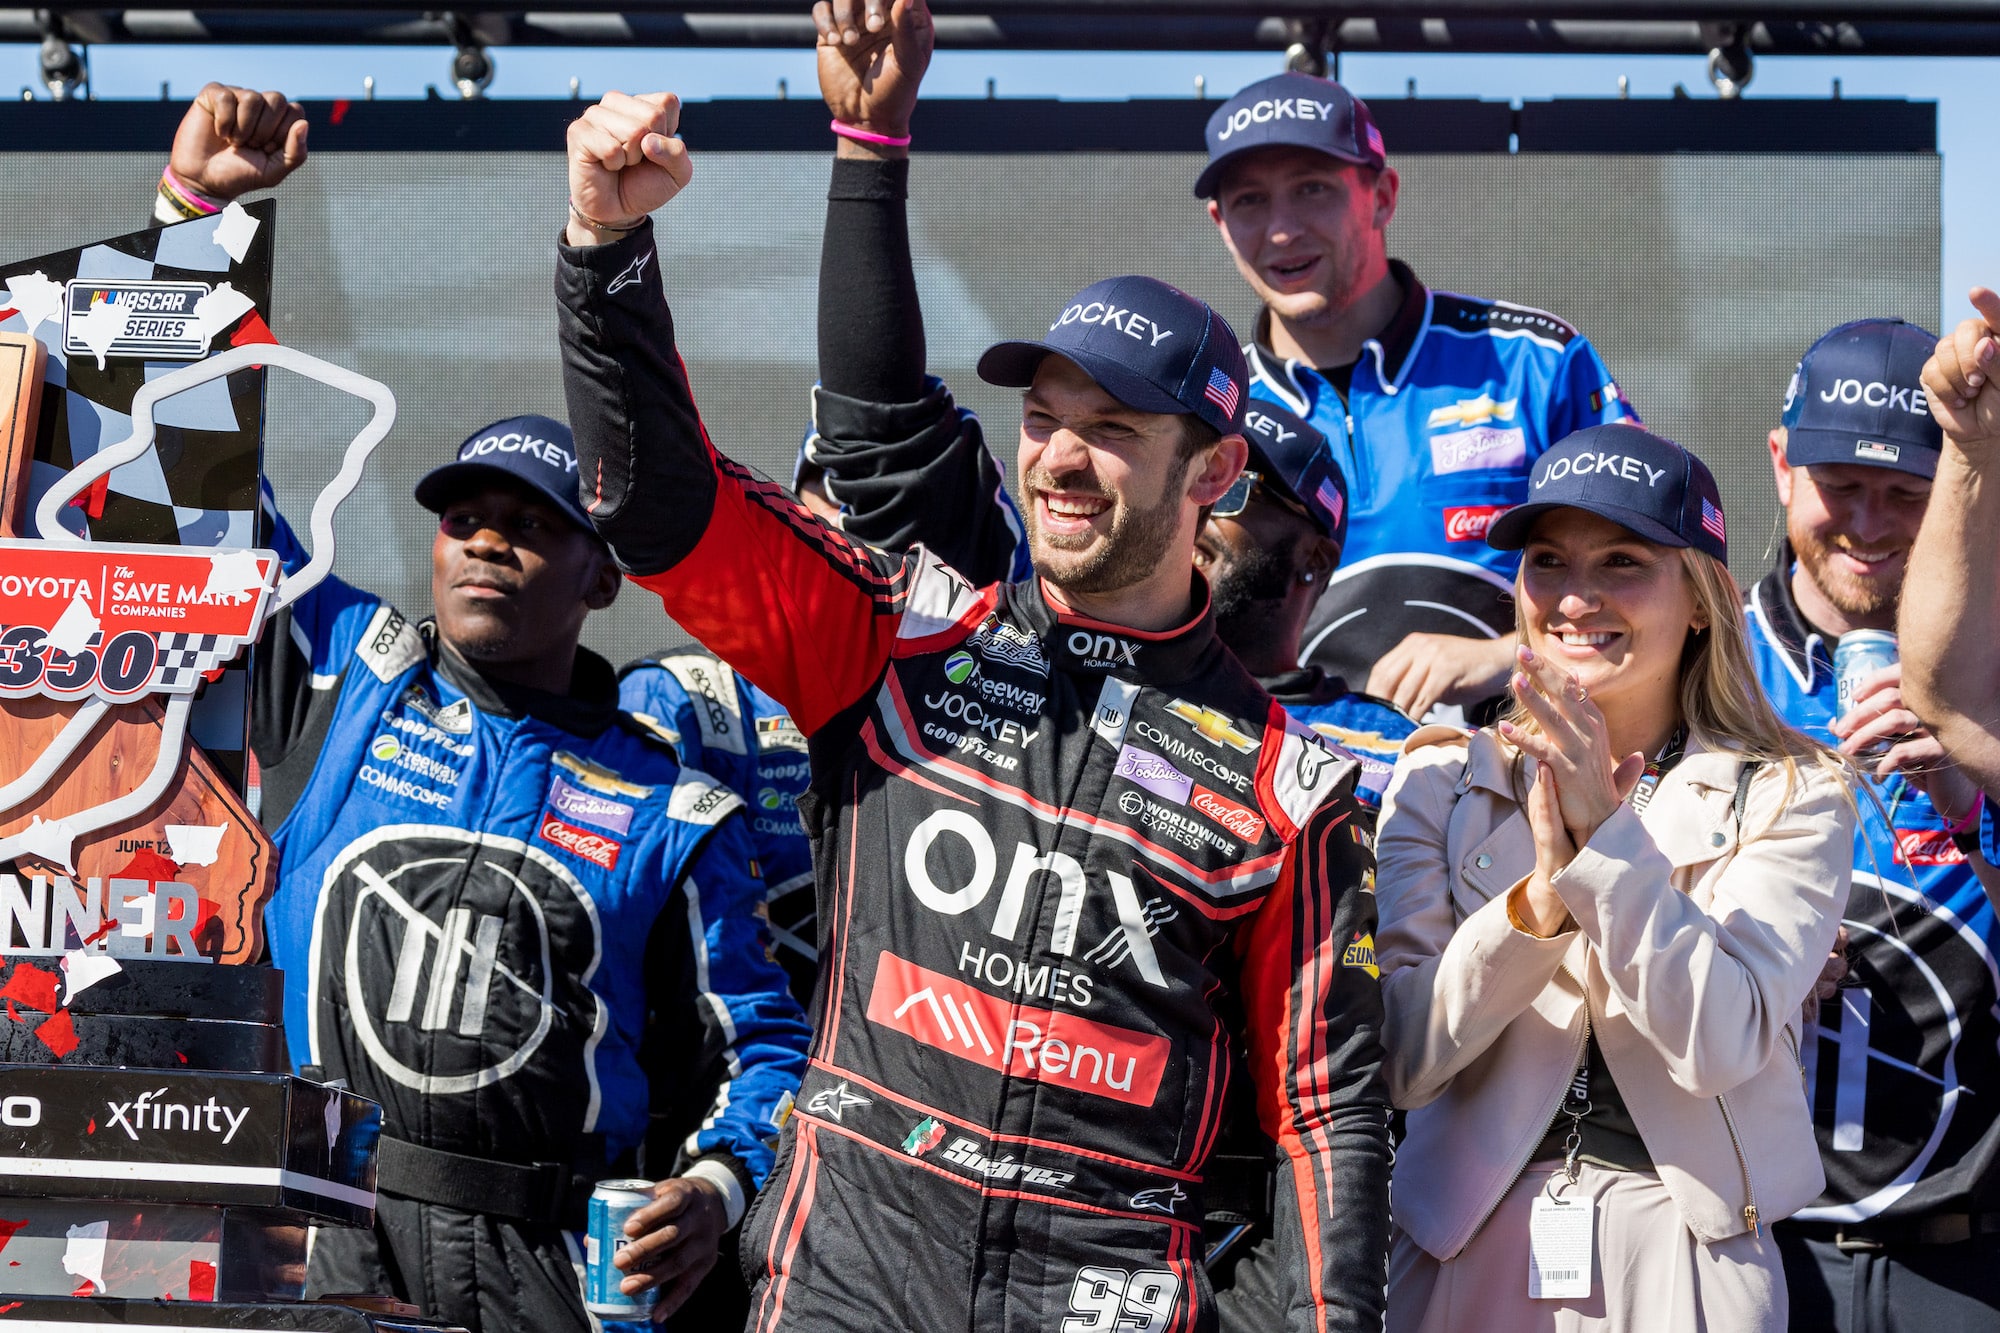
left=555, top=221, right=1391, bottom=1333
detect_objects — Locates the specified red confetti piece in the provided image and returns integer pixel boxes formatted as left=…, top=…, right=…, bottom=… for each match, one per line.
left=174, top=1051, right=187, bottom=1064
left=86, top=1117, right=94, bottom=1135
left=187, top=1259, right=216, bottom=1302
left=1, top=964, right=59, bottom=1014
left=35, top=1009, right=78, bottom=1059
left=330, top=98, right=351, bottom=126
left=64, top=473, right=111, bottom=521
left=82, top=918, right=115, bottom=947
left=70, top=1278, right=94, bottom=1298
left=0, top=1298, right=20, bottom=1310
left=230, top=309, right=278, bottom=351
left=0, top=1220, right=25, bottom=1255
left=114, top=847, right=182, bottom=881
left=0, top=309, right=16, bottom=323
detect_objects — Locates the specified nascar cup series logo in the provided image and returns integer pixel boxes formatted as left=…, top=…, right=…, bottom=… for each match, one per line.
left=309, top=827, right=602, bottom=1098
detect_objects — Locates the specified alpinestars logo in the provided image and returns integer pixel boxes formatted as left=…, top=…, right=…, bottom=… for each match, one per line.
left=1128, top=1183, right=1186, bottom=1215
left=607, top=251, right=651, bottom=294
left=803, top=1082, right=869, bottom=1123
left=107, top=1088, right=250, bottom=1143
left=310, top=827, right=599, bottom=1099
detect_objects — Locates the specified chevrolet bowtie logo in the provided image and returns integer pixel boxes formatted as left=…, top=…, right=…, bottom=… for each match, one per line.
left=1425, top=394, right=1519, bottom=431
left=1164, top=700, right=1259, bottom=754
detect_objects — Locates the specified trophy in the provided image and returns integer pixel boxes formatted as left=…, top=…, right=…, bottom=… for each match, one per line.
left=0, top=207, right=462, bottom=1330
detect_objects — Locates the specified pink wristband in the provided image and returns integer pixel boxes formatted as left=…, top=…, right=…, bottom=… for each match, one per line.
left=1945, top=790, right=1985, bottom=836
left=830, top=119, right=912, bottom=147
left=161, top=165, right=223, bottom=216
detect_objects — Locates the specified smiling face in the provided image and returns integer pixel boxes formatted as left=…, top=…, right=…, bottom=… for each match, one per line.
left=1206, top=146, right=1396, bottom=330
left=1771, top=432, right=1932, bottom=630
left=429, top=480, right=619, bottom=688
left=1516, top=509, right=1705, bottom=727
left=1017, top=355, right=1226, bottom=599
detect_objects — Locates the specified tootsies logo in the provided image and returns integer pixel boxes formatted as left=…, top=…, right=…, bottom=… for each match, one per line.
left=1443, top=505, right=1509, bottom=543
left=866, top=951, right=1169, bottom=1105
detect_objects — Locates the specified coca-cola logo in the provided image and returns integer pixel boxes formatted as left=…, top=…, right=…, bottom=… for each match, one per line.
left=1895, top=827, right=1966, bottom=866
left=1190, top=786, right=1266, bottom=841
left=1443, top=505, right=1509, bottom=543
left=538, top=815, right=621, bottom=871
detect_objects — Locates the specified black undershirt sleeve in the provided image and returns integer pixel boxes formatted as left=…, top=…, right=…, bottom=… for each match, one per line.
left=817, top=157, right=924, bottom=405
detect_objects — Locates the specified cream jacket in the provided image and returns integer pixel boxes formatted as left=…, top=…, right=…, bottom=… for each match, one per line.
left=1375, top=725, right=1855, bottom=1261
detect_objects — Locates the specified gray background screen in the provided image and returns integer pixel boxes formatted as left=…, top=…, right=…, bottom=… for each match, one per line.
left=2, top=148, right=1940, bottom=668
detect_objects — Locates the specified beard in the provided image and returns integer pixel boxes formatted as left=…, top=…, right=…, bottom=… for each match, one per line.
left=1022, top=456, right=1192, bottom=597
left=1790, top=518, right=1902, bottom=621
left=1209, top=542, right=1296, bottom=644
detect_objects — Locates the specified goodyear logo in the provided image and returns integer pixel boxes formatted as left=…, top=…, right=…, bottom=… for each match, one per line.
left=1342, top=932, right=1379, bottom=978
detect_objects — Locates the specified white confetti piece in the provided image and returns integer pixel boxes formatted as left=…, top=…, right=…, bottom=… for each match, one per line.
left=69, top=294, right=131, bottom=371
left=2, top=271, right=64, bottom=333
left=9, top=816, right=77, bottom=874
left=192, top=281, right=255, bottom=343
left=164, top=822, right=227, bottom=867
left=202, top=549, right=267, bottom=602
left=61, top=950, right=122, bottom=1001
left=324, top=1091, right=343, bottom=1159
left=212, top=201, right=260, bottom=263
left=61, top=1219, right=108, bottom=1295
left=44, top=593, right=101, bottom=658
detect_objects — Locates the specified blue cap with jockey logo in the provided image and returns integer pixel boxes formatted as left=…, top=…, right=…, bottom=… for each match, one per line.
left=414, top=413, right=595, bottom=534
left=1194, top=71, right=1387, bottom=199
left=1781, top=318, right=1943, bottom=478
left=1486, top=423, right=1728, bottom=563
left=978, top=275, right=1250, bottom=435
left=1236, top=402, right=1348, bottom=546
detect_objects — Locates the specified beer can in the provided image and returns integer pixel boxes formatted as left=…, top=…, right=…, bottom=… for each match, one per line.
left=585, top=1178, right=657, bottom=1319
left=1833, top=629, right=1900, bottom=753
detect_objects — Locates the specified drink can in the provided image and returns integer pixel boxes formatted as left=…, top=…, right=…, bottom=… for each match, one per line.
left=1833, top=630, right=1900, bottom=752
left=585, top=1178, right=657, bottom=1318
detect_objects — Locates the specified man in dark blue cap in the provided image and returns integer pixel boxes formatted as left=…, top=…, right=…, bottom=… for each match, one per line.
left=554, top=31, right=1390, bottom=1327
left=1197, top=70, right=1638, bottom=726
left=1740, top=319, right=1999, bottom=1332
left=250, top=413, right=809, bottom=1333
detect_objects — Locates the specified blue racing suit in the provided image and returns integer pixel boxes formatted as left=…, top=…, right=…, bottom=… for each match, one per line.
left=1745, top=554, right=2000, bottom=1255
left=252, top=499, right=809, bottom=1333
left=1245, top=264, right=1637, bottom=690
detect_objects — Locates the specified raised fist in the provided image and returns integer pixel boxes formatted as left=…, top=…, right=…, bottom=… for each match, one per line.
left=815, top=0, right=933, bottom=141
left=1924, top=287, right=2000, bottom=447
left=565, top=91, right=693, bottom=246
left=170, top=83, right=309, bottom=201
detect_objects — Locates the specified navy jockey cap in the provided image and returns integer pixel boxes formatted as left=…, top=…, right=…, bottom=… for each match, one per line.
left=414, top=414, right=595, bottom=535
left=1195, top=71, right=1387, bottom=199
left=1781, top=318, right=1944, bottom=479
left=1487, top=423, right=1729, bottom=564
left=979, top=275, right=1251, bottom=435
left=1236, top=402, right=1348, bottom=546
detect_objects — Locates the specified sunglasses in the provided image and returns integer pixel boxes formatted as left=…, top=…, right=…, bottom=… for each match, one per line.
left=1213, top=471, right=1314, bottom=523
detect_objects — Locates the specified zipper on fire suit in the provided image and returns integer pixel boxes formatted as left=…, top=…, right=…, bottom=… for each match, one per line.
left=1465, top=961, right=1591, bottom=1244
left=1714, top=1092, right=1761, bottom=1237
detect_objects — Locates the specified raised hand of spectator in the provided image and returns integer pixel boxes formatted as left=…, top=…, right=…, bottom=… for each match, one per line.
left=564, top=91, right=693, bottom=247
left=815, top=0, right=932, bottom=145
left=1830, top=660, right=1982, bottom=820
left=170, top=82, right=308, bottom=201
left=1924, top=287, right=2000, bottom=445
left=1366, top=629, right=1516, bottom=721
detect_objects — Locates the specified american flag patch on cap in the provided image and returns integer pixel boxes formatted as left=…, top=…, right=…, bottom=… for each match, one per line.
left=1699, top=497, right=1726, bottom=542
left=1203, top=366, right=1239, bottom=418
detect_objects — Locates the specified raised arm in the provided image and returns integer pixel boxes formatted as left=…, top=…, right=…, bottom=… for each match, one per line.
left=806, top=0, right=1029, bottom=585
left=1238, top=789, right=1391, bottom=1332
left=154, top=82, right=308, bottom=224
left=1902, top=288, right=2000, bottom=794
left=556, top=92, right=962, bottom=734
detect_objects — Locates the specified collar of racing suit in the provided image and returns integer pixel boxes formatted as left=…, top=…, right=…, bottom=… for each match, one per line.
left=1750, top=540, right=1829, bottom=690
left=427, top=623, right=623, bottom=737
left=1256, top=663, right=1351, bottom=707
left=1251, top=256, right=1427, bottom=388
left=1019, top=573, right=1225, bottom=681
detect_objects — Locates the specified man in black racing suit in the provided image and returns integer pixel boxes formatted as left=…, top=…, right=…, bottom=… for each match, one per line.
left=552, top=43, right=1391, bottom=1333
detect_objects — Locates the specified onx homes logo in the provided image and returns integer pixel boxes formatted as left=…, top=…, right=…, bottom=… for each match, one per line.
left=309, top=827, right=601, bottom=1098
